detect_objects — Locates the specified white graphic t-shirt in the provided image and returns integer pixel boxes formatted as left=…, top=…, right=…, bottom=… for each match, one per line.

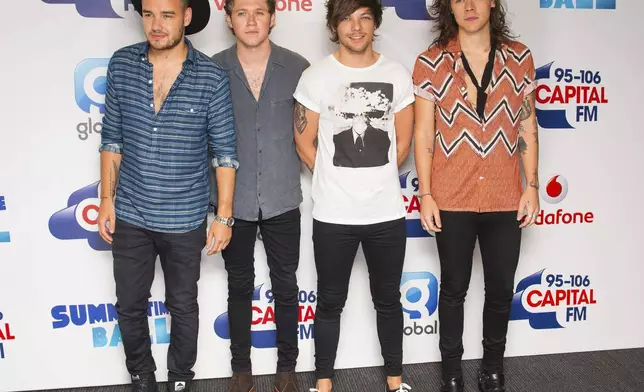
left=293, top=54, right=415, bottom=225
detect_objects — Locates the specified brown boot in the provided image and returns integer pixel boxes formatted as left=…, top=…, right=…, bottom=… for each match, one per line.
left=227, top=372, right=254, bottom=392
left=273, top=372, right=300, bottom=392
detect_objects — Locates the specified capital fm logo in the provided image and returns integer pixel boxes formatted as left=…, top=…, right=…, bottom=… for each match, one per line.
left=536, top=174, right=594, bottom=225
left=540, top=0, right=616, bottom=10
left=382, top=0, right=434, bottom=20
left=399, top=171, right=433, bottom=238
left=510, top=269, right=597, bottom=330
left=49, top=182, right=111, bottom=251
left=42, top=0, right=134, bottom=18
left=214, top=284, right=316, bottom=348
left=0, top=311, right=16, bottom=359
left=535, top=61, right=608, bottom=130
left=400, top=271, right=439, bottom=336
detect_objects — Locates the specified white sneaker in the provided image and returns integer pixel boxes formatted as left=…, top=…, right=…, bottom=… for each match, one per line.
left=387, top=382, right=412, bottom=392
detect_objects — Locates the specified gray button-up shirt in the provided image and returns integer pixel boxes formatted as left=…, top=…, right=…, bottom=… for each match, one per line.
left=209, top=42, right=310, bottom=221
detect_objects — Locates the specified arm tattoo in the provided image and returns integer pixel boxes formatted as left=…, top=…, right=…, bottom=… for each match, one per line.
left=518, top=136, right=527, bottom=155
left=426, top=147, right=434, bottom=155
left=529, top=169, right=539, bottom=189
left=520, top=91, right=534, bottom=121
left=109, top=161, right=120, bottom=199
left=518, top=124, right=525, bottom=133
left=294, top=102, right=308, bottom=135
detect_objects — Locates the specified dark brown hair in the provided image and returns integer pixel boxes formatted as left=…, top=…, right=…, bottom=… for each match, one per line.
left=325, top=0, right=383, bottom=43
left=224, top=0, right=276, bottom=16
left=428, top=0, right=516, bottom=48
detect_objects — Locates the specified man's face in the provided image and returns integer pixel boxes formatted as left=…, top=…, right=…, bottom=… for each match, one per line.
left=352, top=115, right=367, bottom=135
left=141, top=0, right=191, bottom=51
left=336, top=7, right=376, bottom=54
left=450, top=0, right=495, bottom=35
left=226, top=0, right=275, bottom=49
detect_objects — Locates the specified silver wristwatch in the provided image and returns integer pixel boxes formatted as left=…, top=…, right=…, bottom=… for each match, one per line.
left=214, top=215, right=235, bottom=227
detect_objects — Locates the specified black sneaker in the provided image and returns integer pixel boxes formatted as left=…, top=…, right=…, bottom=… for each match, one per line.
left=131, top=373, right=158, bottom=392
left=170, top=380, right=191, bottom=392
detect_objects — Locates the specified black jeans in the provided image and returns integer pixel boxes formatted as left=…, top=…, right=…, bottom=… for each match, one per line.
left=312, top=218, right=406, bottom=380
left=221, top=208, right=301, bottom=373
left=112, top=218, right=206, bottom=381
left=434, top=211, right=522, bottom=379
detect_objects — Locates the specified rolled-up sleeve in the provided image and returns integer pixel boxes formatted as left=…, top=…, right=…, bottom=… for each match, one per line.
left=412, top=54, right=437, bottom=102
left=207, top=73, right=239, bottom=169
left=98, top=58, right=123, bottom=154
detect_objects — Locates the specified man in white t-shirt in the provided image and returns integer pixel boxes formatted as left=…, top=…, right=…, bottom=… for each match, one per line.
left=292, top=0, right=415, bottom=390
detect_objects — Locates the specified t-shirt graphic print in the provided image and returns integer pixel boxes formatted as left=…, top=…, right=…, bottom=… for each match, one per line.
left=331, top=82, right=393, bottom=168
left=293, top=54, right=415, bottom=225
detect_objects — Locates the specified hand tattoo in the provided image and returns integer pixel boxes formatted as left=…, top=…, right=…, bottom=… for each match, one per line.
left=294, top=101, right=308, bottom=135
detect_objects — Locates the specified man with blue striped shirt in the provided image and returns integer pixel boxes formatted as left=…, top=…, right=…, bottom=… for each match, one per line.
left=96, top=1, right=237, bottom=391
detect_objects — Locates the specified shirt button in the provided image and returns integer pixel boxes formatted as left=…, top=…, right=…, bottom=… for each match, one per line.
left=153, top=127, right=157, bottom=131
left=148, top=80, right=152, bottom=84
left=259, top=172, right=262, bottom=176
left=479, top=176, right=484, bottom=180
left=259, top=149, right=262, bottom=154
left=150, top=103, right=154, bottom=108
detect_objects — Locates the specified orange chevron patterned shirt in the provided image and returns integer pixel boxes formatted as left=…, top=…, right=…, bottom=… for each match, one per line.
left=412, top=38, right=537, bottom=213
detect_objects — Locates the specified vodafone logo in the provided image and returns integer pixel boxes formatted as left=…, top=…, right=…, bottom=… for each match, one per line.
left=540, top=175, right=568, bottom=204
left=536, top=174, right=594, bottom=226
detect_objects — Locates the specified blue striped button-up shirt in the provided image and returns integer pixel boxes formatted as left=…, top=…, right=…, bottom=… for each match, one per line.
left=99, top=39, right=238, bottom=233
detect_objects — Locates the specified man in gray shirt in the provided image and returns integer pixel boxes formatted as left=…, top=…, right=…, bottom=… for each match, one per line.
left=209, top=0, right=309, bottom=391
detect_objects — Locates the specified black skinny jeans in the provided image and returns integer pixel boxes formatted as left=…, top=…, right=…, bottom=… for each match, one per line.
left=312, top=218, right=407, bottom=380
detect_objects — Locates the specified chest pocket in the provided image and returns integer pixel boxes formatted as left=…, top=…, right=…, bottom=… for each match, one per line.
left=269, top=97, right=294, bottom=140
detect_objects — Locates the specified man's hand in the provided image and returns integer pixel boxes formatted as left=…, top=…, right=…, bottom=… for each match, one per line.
left=206, top=220, right=232, bottom=255
left=98, top=198, right=116, bottom=244
left=420, top=195, right=442, bottom=232
left=517, top=188, right=540, bottom=228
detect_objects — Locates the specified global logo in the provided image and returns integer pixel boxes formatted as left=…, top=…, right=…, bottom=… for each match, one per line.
left=540, top=0, right=616, bottom=9
left=214, top=284, right=316, bottom=348
left=535, top=61, right=608, bottom=130
left=400, top=271, right=439, bottom=336
left=74, top=58, right=110, bottom=141
left=41, top=0, right=134, bottom=18
left=510, top=269, right=597, bottom=330
left=381, top=0, right=434, bottom=20
left=399, top=171, right=432, bottom=238
left=540, top=175, right=568, bottom=204
left=49, top=182, right=110, bottom=251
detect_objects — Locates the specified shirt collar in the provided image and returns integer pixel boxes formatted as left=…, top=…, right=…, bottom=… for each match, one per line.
left=137, top=37, right=197, bottom=64
left=443, top=36, right=506, bottom=65
left=221, top=40, right=285, bottom=71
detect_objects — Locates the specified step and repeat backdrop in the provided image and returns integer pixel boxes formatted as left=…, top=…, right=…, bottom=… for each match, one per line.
left=1, top=0, right=643, bottom=391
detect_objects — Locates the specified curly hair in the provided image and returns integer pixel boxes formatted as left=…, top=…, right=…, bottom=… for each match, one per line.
left=325, top=0, right=383, bottom=43
left=428, top=0, right=516, bottom=48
